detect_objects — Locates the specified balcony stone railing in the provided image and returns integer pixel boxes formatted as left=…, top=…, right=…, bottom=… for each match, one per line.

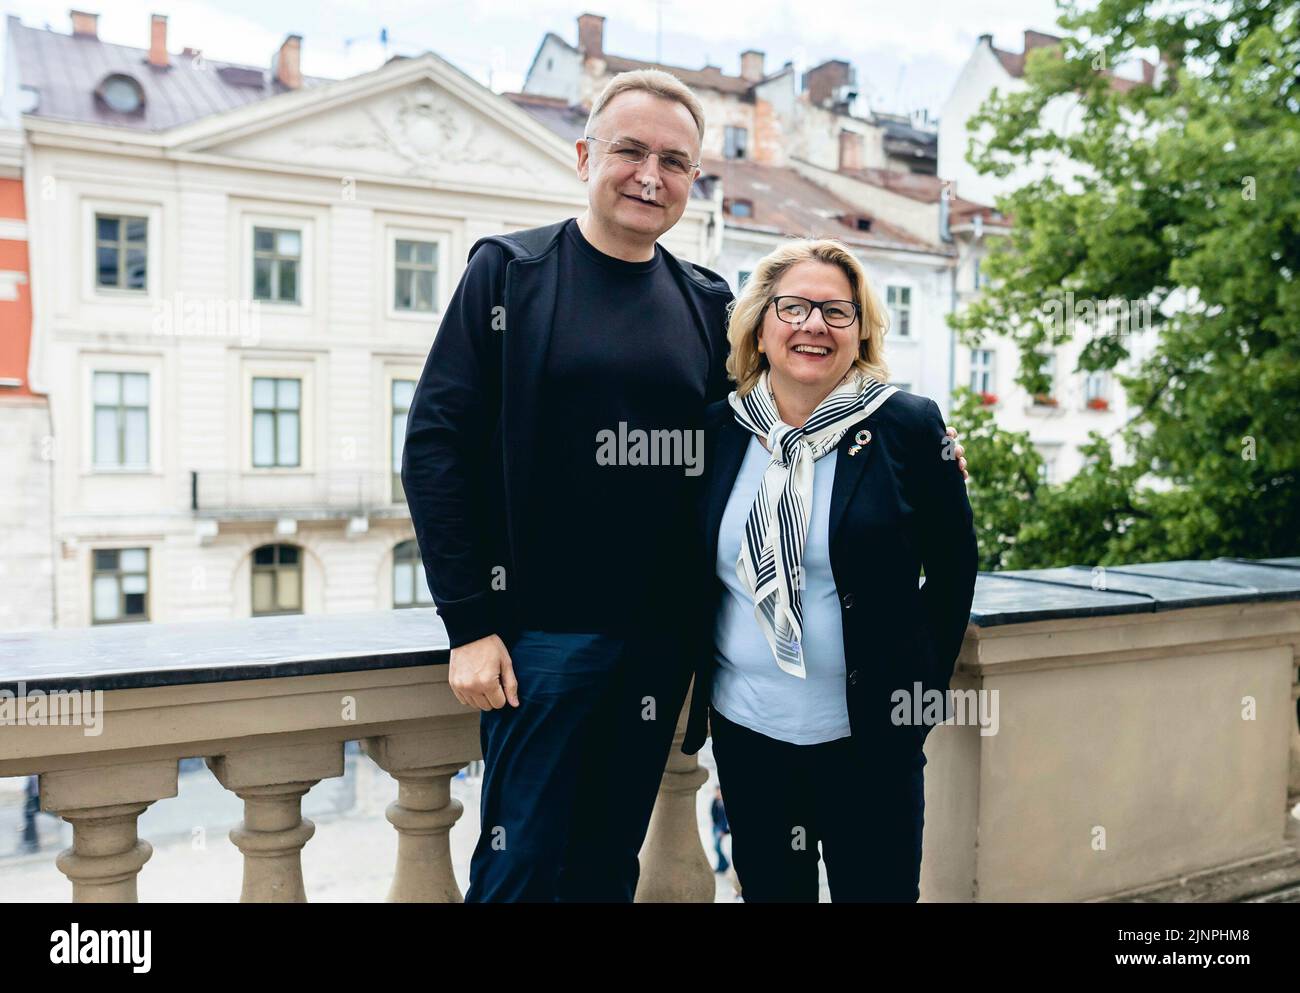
left=189, top=470, right=410, bottom=522
left=2, top=555, right=1298, bottom=903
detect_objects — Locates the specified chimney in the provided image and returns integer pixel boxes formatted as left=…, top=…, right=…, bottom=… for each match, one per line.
left=802, top=60, right=854, bottom=111
left=977, top=33, right=993, bottom=46
left=578, top=13, right=605, bottom=59
left=838, top=129, right=864, bottom=171
left=70, top=9, right=98, bottom=37
left=273, top=34, right=302, bottom=89
left=740, top=49, right=765, bottom=83
left=148, top=14, right=169, bottom=68
left=1023, top=29, right=1061, bottom=53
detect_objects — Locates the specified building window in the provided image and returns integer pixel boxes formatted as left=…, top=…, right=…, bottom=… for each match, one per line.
left=1033, top=352, right=1057, bottom=404
left=93, top=371, right=149, bottom=468
left=724, top=125, right=748, bottom=160
left=724, top=198, right=753, bottom=218
left=252, top=377, right=301, bottom=468
left=98, top=74, right=144, bottom=114
left=887, top=285, right=911, bottom=337
left=973, top=257, right=982, bottom=290
left=251, top=543, right=302, bottom=616
left=253, top=227, right=301, bottom=303
left=393, top=539, right=433, bottom=608
left=92, top=548, right=149, bottom=624
left=95, top=213, right=147, bottom=290
left=392, top=379, right=415, bottom=502
left=394, top=240, right=438, bottom=312
left=1037, top=450, right=1059, bottom=484
left=1085, top=370, right=1110, bottom=410
left=737, top=270, right=752, bottom=289
left=970, top=348, right=995, bottom=394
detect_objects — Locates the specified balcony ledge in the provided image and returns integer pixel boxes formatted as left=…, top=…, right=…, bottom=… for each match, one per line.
left=1, top=555, right=1298, bottom=903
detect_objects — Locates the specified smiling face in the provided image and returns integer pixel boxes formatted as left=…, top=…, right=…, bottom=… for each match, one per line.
left=757, top=260, right=863, bottom=400
left=576, top=89, right=701, bottom=243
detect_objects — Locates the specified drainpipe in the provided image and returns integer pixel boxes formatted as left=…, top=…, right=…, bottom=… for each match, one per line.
left=939, top=184, right=957, bottom=408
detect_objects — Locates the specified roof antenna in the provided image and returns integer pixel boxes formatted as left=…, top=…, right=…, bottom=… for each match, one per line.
left=655, top=0, right=668, bottom=64
left=892, top=64, right=907, bottom=113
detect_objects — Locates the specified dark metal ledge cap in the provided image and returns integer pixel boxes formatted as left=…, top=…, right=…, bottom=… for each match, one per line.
left=2, top=557, right=1297, bottom=694
left=970, top=556, right=1300, bottom=628
left=0, top=608, right=449, bottom=695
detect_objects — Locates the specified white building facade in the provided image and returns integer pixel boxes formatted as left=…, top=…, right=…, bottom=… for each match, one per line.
left=10, top=16, right=718, bottom=629
left=940, top=30, right=1160, bottom=482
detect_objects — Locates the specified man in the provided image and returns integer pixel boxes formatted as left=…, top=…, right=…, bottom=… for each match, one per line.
left=402, top=69, right=968, bottom=902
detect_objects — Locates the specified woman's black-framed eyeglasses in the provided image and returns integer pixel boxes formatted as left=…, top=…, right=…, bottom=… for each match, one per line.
left=768, top=295, right=860, bottom=328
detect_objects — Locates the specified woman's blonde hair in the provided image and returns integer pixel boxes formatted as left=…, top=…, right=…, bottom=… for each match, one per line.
left=726, top=239, right=890, bottom=396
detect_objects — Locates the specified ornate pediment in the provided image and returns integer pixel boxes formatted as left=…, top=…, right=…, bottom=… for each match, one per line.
left=204, top=77, right=579, bottom=192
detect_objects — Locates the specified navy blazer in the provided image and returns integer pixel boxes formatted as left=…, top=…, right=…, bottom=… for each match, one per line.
left=682, top=389, right=979, bottom=759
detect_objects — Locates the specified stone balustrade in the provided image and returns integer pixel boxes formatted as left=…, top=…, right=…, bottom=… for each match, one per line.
left=2, top=555, right=1298, bottom=902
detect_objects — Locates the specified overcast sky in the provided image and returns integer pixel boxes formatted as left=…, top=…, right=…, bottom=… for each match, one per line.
left=2, top=0, right=1073, bottom=117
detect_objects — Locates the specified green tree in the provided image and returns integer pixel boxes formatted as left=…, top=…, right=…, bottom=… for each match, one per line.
left=946, top=387, right=1042, bottom=571
left=950, top=0, right=1300, bottom=567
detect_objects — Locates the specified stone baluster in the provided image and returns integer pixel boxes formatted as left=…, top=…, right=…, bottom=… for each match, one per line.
left=636, top=725, right=714, bottom=903
left=206, top=741, right=343, bottom=903
left=1289, top=675, right=1300, bottom=799
left=40, top=759, right=179, bottom=902
left=362, top=729, right=475, bottom=902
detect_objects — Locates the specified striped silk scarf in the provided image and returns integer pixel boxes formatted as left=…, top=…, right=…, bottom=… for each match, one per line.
left=728, top=368, right=898, bottom=678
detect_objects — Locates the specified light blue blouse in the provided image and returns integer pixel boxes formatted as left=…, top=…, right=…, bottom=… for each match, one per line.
left=711, top=434, right=851, bottom=745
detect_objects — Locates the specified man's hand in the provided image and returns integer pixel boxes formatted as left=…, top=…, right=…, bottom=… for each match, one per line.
left=448, top=634, right=519, bottom=710
left=945, top=425, right=969, bottom=481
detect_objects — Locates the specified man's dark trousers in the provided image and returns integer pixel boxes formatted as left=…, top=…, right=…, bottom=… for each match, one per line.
left=465, top=626, right=695, bottom=902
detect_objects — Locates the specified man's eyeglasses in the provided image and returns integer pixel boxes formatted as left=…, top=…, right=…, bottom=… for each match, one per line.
left=769, top=295, right=860, bottom=328
left=584, top=135, right=700, bottom=177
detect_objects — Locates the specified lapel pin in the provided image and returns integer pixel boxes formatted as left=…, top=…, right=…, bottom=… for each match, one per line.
left=848, top=428, right=871, bottom=456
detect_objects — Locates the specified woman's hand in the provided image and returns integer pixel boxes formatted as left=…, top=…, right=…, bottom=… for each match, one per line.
left=945, top=426, right=969, bottom=481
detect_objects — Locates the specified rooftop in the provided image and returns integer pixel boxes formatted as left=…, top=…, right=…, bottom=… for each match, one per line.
left=502, top=91, right=587, bottom=144
left=810, top=162, right=1009, bottom=230
left=701, top=156, right=947, bottom=254
left=6, top=14, right=330, bottom=132
left=988, top=28, right=1156, bottom=95
left=534, top=26, right=766, bottom=97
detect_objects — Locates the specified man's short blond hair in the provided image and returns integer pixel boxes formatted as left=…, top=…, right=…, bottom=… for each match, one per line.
left=585, top=69, right=706, bottom=148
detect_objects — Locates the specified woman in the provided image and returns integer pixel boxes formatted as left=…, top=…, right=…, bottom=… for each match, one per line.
left=681, top=239, right=978, bottom=902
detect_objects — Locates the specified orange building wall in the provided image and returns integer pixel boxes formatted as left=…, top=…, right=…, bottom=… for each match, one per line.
left=0, top=176, right=34, bottom=397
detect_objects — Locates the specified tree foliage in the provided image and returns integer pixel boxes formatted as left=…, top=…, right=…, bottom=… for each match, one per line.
left=949, top=0, right=1300, bottom=568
